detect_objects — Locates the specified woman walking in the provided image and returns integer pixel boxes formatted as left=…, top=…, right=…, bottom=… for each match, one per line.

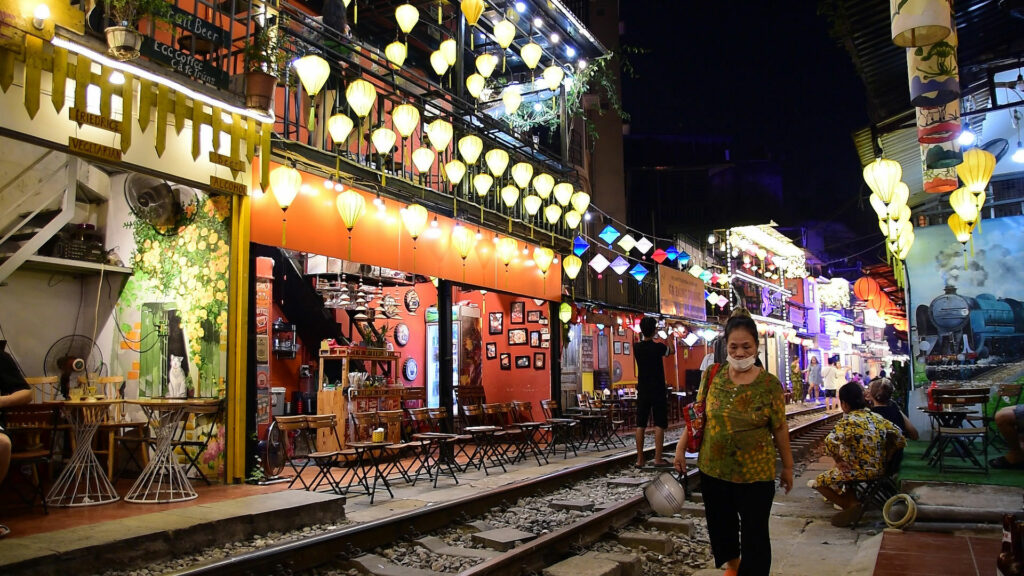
left=804, top=356, right=822, bottom=403
left=674, top=308, right=793, bottom=576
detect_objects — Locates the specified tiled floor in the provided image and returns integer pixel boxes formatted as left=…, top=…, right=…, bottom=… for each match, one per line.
left=873, top=530, right=1001, bottom=576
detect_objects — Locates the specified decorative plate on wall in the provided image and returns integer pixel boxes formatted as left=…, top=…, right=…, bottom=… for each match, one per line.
left=403, top=357, right=419, bottom=382
left=404, top=288, right=420, bottom=313
left=394, top=323, right=410, bottom=347
left=380, top=294, right=400, bottom=318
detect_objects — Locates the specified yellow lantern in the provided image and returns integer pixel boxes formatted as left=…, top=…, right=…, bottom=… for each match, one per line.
left=957, top=148, right=996, bottom=193
left=521, top=42, right=542, bottom=70
left=327, top=113, right=354, bottom=145
left=949, top=187, right=978, bottom=225
left=862, top=158, right=902, bottom=204
left=543, top=65, right=565, bottom=91
left=947, top=212, right=971, bottom=243
left=476, top=53, right=498, bottom=78
left=564, top=210, right=582, bottom=229
left=440, top=38, right=458, bottom=66
left=869, top=192, right=888, bottom=219
left=493, top=19, right=516, bottom=49
left=889, top=182, right=910, bottom=213
left=562, top=254, right=582, bottom=280
left=473, top=173, right=494, bottom=197
left=444, top=159, right=467, bottom=185
left=485, top=148, right=509, bottom=177
left=402, top=203, right=429, bottom=240
left=451, top=223, right=477, bottom=280
left=395, top=3, right=419, bottom=35
left=501, top=185, right=520, bottom=207
left=570, top=191, right=590, bottom=214
left=544, top=204, right=562, bottom=225
left=427, top=119, right=453, bottom=151
left=293, top=55, right=330, bottom=130
left=461, top=0, right=484, bottom=26
left=496, top=237, right=518, bottom=268
left=346, top=79, right=376, bottom=118
left=533, top=247, right=554, bottom=275
left=466, top=73, right=486, bottom=99
left=559, top=301, right=573, bottom=323
left=392, top=104, right=420, bottom=139
left=891, top=0, right=951, bottom=47
left=532, top=173, right=554, bottom=199
left=502, top=84, right=522, bottom=115
left=371, top=127, right=397, bottom=155
left=511, top=162, right=534, bottom=188
left=458, top=135, right=483, bottom=164
left=552, top=182, right=573, bottom=206
left=269, top=165, right=301, bottom=245
left=523, top=195, right=543, bottom=216
left=385, top=41, right=407, bottom=68
left=336, top=189, right=365, bottom=258
left=412, top=147, right=435, bottom=174
left=430, top=50, right=449, bottom=76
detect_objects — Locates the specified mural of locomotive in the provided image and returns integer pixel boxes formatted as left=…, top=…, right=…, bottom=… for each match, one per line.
left=915, top=286, right=1024, bottom=379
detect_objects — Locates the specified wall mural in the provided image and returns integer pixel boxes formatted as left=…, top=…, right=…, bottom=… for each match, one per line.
left=906, top=215, right=1024, bottom=385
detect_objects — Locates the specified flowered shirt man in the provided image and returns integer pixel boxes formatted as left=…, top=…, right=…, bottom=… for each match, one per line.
left=814, top=408, right=906, bottom=490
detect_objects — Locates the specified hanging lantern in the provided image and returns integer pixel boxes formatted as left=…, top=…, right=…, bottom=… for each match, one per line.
left=947, top=212, right=971, bottom=243
left=558, top=302, right=573, bottom=324
left=427, top=119, right=453, bottom=151
left=949, top=187, right=978, bottom=225
left=466, top=73, right=486, bottom=99
left=293, top=55, right=330, bottom=130
left=385, top=41, right=407, bottom=68
left=395, top=3, right=419, bottom=35
left=461, top=0, right=484, bottom=26
left=497, top=237, right=518, bottom=273
left=402, top=203, right=429, bottom=240
left=346, top=79, right=376, bottom=118
left=907, top=24, right=958, bottom=107
left=523, top=194, right=543, bottom=216
left=476, top=53, right=498, bottom=78
left=891, top=0, right=951, bottom=47
left=493, top=19, right=516, bottom=49
left=371, top=127, right=397, bottom=155
left=440, top=38, right=458, bottom=66
left=552, top=182, right=573, bottom=206
left=521, top=42, right=543, bottom=70
left=869, top=192, right=888, bottom=219
left=923, top=139, right=962, bottom=169
left=458, top=135, right=483, bottom=164
left=889, top=181, right=910, bottom=213
left=570, top=191, right=590, bottom=214
left=412, top=147, right=435, bottom=173
left=430, top=50, right=449, bottom=76
left=502, top=84, right=522, bottom=115
left=500, top=185, right=520, bottom=207
left=922, top=151, right=959, bottom=193
left=511, top=162, right=534, bottom=189
left=444, top=159, right=467, bottom=185
left=862, top=157, right=902, bottom=203
left=336, top=189, right=365, bottom=259
left=564, top=210, right=582, bottom=229
left=916, top=99, right=960, bottom=145
left=270, top=165, right=301, bottom=245
left=327, top=113, right=354, bottom=145
left=544, top=204, right=562, bottom=225
left=853, top=277, right=881, bottom=303
left=485, top=148, right=509, bottom=177
left=392, top=104, right=420, bottom=139
left=957, top=148, right=996, bottom=192
left=562, top=255, right=582, bottom=280
left=533, top=247, right=554, bottom=276
left=473, top=173, right=494, bottom=197
left=543, top=65, right=565, bottom=91
left=532, top=173, right=555, bottom=199
left=451, top=223, right=477, bottom=280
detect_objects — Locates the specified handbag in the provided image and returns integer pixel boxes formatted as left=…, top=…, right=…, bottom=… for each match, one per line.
left=683, top=363, right=721, bottom=453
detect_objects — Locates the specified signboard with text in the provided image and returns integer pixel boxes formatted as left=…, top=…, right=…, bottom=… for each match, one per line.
left=659, top=265, right=707, bottom=322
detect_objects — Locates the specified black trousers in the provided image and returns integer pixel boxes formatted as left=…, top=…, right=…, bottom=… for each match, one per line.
left=700, top=472, right=775, bottom=576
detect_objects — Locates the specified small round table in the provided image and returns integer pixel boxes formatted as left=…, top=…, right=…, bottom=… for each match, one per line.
left=124, top=398, right=196, bottom=503
left=47, top=399, right=122, bottom=507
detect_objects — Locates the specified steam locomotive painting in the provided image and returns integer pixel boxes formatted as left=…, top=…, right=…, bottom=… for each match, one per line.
left=915, top=286, right=1024, bottom=379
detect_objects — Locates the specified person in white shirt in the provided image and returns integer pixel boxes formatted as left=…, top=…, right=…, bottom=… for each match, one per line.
left=820, top=357, right=845, bottom=412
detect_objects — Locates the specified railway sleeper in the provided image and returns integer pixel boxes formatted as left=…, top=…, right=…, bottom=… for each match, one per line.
left=543, top=551, right=643, bottom=576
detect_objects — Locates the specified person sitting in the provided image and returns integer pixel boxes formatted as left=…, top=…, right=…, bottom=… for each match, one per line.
left=866, top=378, right=919, bottom=440
left=990, top=404, right=1024, bottom=470
left=0, top=344, right=33, bottom=539
left=810, top=382, right=906, bottom=527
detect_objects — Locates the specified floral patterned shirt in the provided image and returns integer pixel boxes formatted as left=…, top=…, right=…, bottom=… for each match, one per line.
left=696, top=365, right=786, bottom=483
left=815, top=408, right=906, bottom=488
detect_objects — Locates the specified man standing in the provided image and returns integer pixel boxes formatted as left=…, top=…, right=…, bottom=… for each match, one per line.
left=634, top=317, right=674, bottom=467
left=0, top=343, right=32, bottom=538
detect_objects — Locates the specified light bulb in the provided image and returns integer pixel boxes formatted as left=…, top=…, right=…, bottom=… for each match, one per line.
left=533, top=17, right=542, bottom=27
left=1014, top=141, right=1024, bottom=163
left=707, top=233, right=717, bottom=244
left=32, top=4, right=49, bottom=29
left=958, top=129, right=975, bottom=147
left=549, top=33, right=560, bottom=43
left=515, top=2, right=526, bottom=12
left=566, top=46, right=576, bottom=58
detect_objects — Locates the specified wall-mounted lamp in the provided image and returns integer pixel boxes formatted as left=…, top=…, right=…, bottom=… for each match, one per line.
left=33, top=4, right=50, bottom=30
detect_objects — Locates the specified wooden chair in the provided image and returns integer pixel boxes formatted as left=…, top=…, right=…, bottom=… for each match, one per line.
left=378, top=409, right=419, bottom=483
left=25, top=376, right=61, bottom=403
left=274, top=415, right=312, bottom=489
left=305, top=414, right=345, bottom=493
left=425, top=406, right=473, bottom=469
left=171, top=399, right=224, bottom=485
left=967, top=384, right=1022, bottom=451
left=2, top=403, right=60, bottom=513
left=588, top=396, right=627, bottom=448
left=349, top=410, right=404, bottom=481
left=540, top=399, right=578, bottom=459
left=932, top=389, right=990, bottom=473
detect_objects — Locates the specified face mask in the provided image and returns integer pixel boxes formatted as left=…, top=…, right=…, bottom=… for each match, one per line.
left=728, top=354, right=757, bottom=372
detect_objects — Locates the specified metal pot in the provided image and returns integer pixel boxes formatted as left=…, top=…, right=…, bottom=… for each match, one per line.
left=105, top=26, right=142, bottom=61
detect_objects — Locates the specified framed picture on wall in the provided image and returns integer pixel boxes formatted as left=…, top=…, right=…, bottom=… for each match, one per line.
left=515, top=355, right=531, bottom=368
left=488, top=312, right=503, bottom=334
left=613, top=341, right=622, bottom=354
left=508, top=328, right=527, bottom=345
left=623, top=342, right=631, bottom=356
left=530, top=330, right=541, bottom=347
left=534, top=352, right=545, bottom=370
left=486, top=342, right=497, bottom=359
left=539, top=317, right=548, bottom=325
left=541, top=342, right=550, bottom=349
left=617, top=326, right=626, bottom=336
left=500, top=353, right=511, bottom=370
left=510, top=301, right=525, bottom=324
left=527, top=310, right=541, bottom=323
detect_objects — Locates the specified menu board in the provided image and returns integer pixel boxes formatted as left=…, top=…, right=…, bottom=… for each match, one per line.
left=580, top=335, right=594, bottom=373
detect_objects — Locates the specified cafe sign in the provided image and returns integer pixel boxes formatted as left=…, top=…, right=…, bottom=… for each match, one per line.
left=659, top=265, right=707, bottom=322
left=139, top=4, right=229, bottom=88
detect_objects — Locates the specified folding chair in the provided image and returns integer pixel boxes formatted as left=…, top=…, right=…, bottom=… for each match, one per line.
left=274, top=415, right=312, bottom=489
left=540, top=399, right=578, bottom=459
left=305, top=414, right=344, bottom=493
left=933, top=390, right=990, bottom=474
left=171, top=399, right=223, bottom=485
left=426, top=406, right=473, bottom=470
left=845, top=431, right=904, bottom=528
left=2, top=403, right=59, bottom=514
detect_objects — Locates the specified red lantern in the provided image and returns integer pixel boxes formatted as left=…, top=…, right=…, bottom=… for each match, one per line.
left=853, top=277, right=881, bottom=303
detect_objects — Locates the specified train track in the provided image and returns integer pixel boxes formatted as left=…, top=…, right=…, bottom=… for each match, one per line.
left=166, top=406, right=839, bottom=576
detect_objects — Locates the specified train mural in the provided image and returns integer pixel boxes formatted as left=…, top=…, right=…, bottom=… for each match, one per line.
left=915, top=286, right=1024, bottom=379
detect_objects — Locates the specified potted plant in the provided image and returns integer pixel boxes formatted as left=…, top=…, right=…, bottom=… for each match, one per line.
left=105, top=0, right=173, bottom=61
left=243, top=17, right=285, bottom=112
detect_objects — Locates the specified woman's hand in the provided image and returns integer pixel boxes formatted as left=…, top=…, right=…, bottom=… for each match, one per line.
left=779, top=467, right=793, bottom=494
left=673, top=453, right=686, bottom=474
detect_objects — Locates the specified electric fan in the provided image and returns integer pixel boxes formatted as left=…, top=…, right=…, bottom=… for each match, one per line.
left=124, top=174, right=197, bottom=235
left=43, top=335, right=103, bottom=399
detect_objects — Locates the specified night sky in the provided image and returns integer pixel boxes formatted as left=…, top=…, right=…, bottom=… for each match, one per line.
left=620, top=1, right=878, bottom=250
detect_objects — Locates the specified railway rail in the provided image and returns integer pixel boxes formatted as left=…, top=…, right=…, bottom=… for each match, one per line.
left=163, top=405, right=839, bottom=576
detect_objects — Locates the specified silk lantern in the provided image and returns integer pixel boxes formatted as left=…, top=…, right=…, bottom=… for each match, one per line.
left=336, top=189, right=365, bottom=259
left=533, top=247, right=554, bottom=277
left=523, top=195, right=543, bottom=216
left=427, top=119, right=453, bottom=152
left=501, top=185, right=520, bottom=208
left=293, top=55, right=330, bottom=130
left=564, top=210, right=582, bottom=229
left=444, top=159, right=467, bottom=187
left=458, top=135, right=483, bottom=164
left=328, top=113, right=354, bottom=146
left=395, top=3, right=419, bottom=35
left=346, top=79, right=377, bottom=158
left=544, top=204, right=562, bottom=225
left=371, top=127, right=397, bottom=184
left=502, top=84, right=522, bottom=115
left=440, top=38, right=457, bottom=66
left=451, top=223, right=477, bottom=280
left=532, top=173, right=554, bottom=199
left=385, top=41, right=407, bottom=68
left=543, top=65, right=564, bottom=91
left=466, top=73, right=486, bottom=100
left=430, top=50, right=449, bottom=76
left=461, top=0, right=484, bottom=47
left=521, top=42, right=542, bottom=70
left=891, top=0, right=951, bottom=47
left=570, top=191, right=590, bottom=214
left=493, top=19, right=516, bottom=71
left=559, top=302, right=572, bottom=324
left=947, top=212, right=972, bottom=268
left=563, top=255, right=582, bottom=280
left=496, top=237, right=518, bottom=285
left=412, top=147, right=435, bottom=174
left=392, top=104, right=420, bottom=175
left=862, top=158, right=902, bottom=203
left=511, top=162, right=533, bottom=189
left=402, top=203, right=429, bottom=271
left=476, top=53, right=498, bottom=78
left=485, top=148, right=509, bottom=177
left=473, top=173, right=494, bottom=198
left=957, top=148, right=996, bottom=192
left=949, top=187, right=978, bottom=225
left=269, top=165, right=301, bottom=245
left=552, top=182, right=573, bottom=206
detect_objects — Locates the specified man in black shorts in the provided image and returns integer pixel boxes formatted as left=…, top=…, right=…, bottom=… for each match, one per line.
left=0, top=343, right=32, bottom=538
left=634, top=317, right=674, bottom=467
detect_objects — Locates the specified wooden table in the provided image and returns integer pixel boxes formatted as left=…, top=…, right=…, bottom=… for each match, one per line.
left=46, top=399, right=122, bottom=507
left=124, top=398, right=215, bottom=503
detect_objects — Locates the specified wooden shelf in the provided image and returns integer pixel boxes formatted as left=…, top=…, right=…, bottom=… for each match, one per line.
left=19, top=255, right=133, bottom=276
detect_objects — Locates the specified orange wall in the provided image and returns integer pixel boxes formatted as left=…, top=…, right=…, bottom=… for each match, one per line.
left=251, top=163, right=562, bottom=301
